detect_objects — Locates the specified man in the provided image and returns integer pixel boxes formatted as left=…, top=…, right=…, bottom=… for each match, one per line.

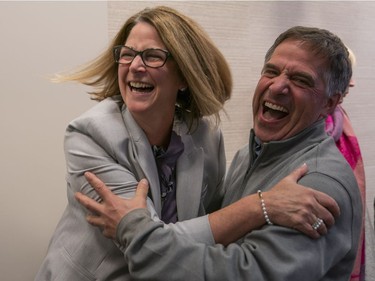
left=76, top=26, right=362, bottom=280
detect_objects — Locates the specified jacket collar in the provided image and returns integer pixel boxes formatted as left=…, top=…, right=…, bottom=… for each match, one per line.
left=249, top=119, right=328, bottom=167
left=121, top=105, right=204, bottom=219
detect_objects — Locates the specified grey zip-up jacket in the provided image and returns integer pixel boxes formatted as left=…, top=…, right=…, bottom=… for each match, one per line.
left=118, top=119, right=362, bottom=281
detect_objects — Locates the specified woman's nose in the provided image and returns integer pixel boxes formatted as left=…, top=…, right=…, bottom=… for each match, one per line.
left=129, top=55, right=146, bottom=71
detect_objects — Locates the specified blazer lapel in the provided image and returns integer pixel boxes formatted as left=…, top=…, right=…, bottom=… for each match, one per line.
left=122, top=107, right=162, bottom=216
left=176, top=135, right=204, bottom=221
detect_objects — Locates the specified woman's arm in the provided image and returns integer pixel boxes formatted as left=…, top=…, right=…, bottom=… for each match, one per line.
left=65, top=124, right=139, bottom=200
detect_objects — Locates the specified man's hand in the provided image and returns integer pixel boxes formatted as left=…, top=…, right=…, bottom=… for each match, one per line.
left=75, top=172, right=149, bottom=239
left=266, top=164, right=341, bottom=239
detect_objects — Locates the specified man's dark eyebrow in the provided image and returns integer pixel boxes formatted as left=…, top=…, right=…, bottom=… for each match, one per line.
left=261, top=62, right=278, bottom=73
left=263, top=62, right=278, bottom=69
left=262, top=62, right=315, bottom=86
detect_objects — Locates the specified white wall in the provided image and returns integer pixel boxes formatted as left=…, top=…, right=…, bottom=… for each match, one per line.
left=109, top=0, right=375, bottom=227
left=1, top=1, right=374, bottom=280
left=0, top=2, right=108, bottom=280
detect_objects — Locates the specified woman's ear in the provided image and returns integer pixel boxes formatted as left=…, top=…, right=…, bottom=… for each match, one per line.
left=179, top=80, right=188, bottom=92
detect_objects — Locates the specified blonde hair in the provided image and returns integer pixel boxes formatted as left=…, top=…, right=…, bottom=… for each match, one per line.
left=54, top=6, right=232, bottom=131
left=347, top=46, right=356, bottom=66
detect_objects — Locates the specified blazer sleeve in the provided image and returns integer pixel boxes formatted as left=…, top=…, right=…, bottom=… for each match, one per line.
left=115, top=172, right=360, bottom=281
left=64, top=115, right=138, bottom=201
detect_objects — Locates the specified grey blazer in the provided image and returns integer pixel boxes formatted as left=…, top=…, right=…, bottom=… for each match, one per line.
left=34, top=96, right=226, bottom=281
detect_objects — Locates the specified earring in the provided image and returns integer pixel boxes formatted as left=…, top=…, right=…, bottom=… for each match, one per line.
left=179, top=87, right=187, bottom=92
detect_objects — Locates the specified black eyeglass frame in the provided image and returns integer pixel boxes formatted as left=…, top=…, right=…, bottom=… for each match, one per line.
left=113, top=45, right=171, bottom=68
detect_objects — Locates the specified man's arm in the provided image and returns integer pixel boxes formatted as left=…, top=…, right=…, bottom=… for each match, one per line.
left=76, top=172, right=149, bottom=238
left=76, top=165, right=339, bottom=243
left=92, top=174, right=353, bottom=281
left=209, top=164, right=339, bottom=243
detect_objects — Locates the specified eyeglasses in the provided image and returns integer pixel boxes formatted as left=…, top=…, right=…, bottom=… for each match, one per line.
left=113, top=45, right=171, bottom=68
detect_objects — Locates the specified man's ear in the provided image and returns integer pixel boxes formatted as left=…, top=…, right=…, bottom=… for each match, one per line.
left=324, top=93, right=341, bottom=115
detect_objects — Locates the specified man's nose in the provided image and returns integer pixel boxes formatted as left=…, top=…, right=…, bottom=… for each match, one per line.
left=268, top=76, right=289, bottom=95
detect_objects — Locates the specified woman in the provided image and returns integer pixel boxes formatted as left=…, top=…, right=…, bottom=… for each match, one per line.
left=325, top=48, right=366, bottom=281
left=35, top=7, right=338, bottom=281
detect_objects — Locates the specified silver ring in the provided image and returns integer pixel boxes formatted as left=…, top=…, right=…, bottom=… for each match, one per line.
left=312, top=218, right=324, bottom=230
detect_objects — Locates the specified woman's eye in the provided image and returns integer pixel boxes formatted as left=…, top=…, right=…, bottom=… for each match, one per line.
left=145, top=53, right=163, bottom=61
left=121, top=52, right=134, bottom=59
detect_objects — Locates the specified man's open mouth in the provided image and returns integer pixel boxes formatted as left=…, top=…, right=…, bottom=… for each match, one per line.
left=263, top=101, right=288, bottom=120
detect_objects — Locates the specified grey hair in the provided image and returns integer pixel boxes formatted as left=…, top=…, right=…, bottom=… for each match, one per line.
left=264, top=26, right=352, bottom=97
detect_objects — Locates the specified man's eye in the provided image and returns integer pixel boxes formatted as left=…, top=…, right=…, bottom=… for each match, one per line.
left=293, top=77, right=312, bottom=88
left=262, top=69, right=278, bottom=77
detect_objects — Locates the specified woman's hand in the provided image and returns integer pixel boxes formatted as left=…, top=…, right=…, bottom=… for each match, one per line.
left=264, top=164, right=340, bottom=239
left=75, top=172, right=149, bottom=239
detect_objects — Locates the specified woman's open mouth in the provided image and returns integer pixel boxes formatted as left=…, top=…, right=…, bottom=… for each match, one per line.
left=129, top=81, right=154, bottom=93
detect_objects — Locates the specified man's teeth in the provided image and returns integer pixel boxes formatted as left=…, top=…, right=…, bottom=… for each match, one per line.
left=265, top=101, right=288, bottom=113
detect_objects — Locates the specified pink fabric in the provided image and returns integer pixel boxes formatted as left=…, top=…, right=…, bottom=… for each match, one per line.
left=325, top=105, right=366, bottom=281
